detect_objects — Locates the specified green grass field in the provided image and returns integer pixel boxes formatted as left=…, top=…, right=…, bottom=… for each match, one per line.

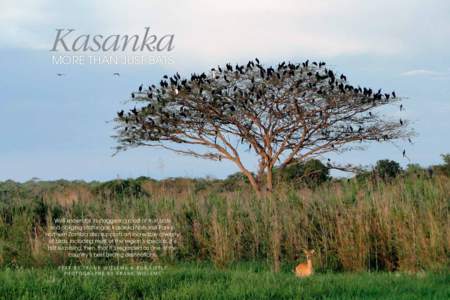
left=0, top=264, right=448, bottom=300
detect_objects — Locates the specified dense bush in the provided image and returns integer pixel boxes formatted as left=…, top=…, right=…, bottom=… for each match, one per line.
left=276, top=159, right=330, bottom=188
left=93, top=179, right=149, bottom=199
left=221, top=172, right=252, bottom=191
left=374, top=159, right=402, bottom=180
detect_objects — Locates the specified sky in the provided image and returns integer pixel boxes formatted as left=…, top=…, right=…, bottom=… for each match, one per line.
left=0, top=0, right=449, bottom=182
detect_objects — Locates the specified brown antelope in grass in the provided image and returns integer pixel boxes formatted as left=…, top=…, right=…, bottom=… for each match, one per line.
left=295, top=249, right=315, bottom=278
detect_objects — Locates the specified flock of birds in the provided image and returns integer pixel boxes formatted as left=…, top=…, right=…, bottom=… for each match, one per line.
left=55, top=58, right=408, bottom=159
left=127, top=58, right=402, bottom=114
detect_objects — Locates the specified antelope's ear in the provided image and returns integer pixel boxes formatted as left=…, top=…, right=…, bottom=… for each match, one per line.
left=310, top=250, right=315, bottom=254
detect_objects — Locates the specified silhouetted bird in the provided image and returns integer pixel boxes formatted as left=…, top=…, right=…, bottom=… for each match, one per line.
left=400, top=104, right=403, bottom=111
left=56, top=73, right=65, bottom=76
left=139, top=85, right=143, bottom=92
left=400, top=119, right=403, bottom=125
left=113, top=73, right=120, bottom=76
left=131, top=93, right=135, bottom=98
left=392, top=91, right=396, bottom=98
left=117, top=110, right=124, bottom=118
left=403, top=150, right=406, bottom=157
left=255, top=58, right=260, bottom=64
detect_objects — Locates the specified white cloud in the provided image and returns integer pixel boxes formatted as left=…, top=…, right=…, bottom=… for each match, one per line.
left=400, top=69, right=450, bottom=78
left=1, top=0, right=450, bottom=64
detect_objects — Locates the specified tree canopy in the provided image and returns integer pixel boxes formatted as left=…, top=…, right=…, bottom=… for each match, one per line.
left=114, top=59, right=412, bottom=196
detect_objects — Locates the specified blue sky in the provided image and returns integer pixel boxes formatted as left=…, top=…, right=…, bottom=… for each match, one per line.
left=0, top=0, right=449, bottom=182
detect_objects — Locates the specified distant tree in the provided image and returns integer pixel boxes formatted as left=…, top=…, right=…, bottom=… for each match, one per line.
left=374, top=159, right=402, bottom=180
left=441, top=153, right=450, bottom=166
left=277, top=159, right=330, bottom=187
left=221, top=172, right=253, bottom=191
left=114, top=59, right=412, bottom=197
left=405, top=163, right=426, bottom=177
left=94, top=179, right=148, bottom=199
left=433, top=153, right=450, bottom=176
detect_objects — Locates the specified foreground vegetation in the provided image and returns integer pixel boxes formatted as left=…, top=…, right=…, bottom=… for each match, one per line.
left=1, top=169, right=448, bottom=273
left=0, top=263, right=448, bottom=300
left=0, top=156, right=449, bottom=298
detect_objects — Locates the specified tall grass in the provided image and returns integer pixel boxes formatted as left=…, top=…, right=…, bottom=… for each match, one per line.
left=0, top=175, right=448, bottom=272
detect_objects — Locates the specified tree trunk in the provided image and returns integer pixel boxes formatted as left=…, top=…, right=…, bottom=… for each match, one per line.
left=241, top=170, right=262, bottom=198
left=266, top=165, right=273, bottom=194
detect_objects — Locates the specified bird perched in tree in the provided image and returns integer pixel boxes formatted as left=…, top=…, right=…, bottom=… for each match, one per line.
left=117, top=110, right=124, bottom=118
left=115, top=59, right=412, bottom=196
left=113, top=73, right=120, bottom=76
left=403, top=150, right=406, bottom=157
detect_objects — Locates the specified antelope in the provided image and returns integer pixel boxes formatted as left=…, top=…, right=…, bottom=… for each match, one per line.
left=294, top=249, right=315, bottom=278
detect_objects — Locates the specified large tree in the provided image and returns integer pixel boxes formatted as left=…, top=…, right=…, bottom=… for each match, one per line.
left=114, top=59, right=411, bottom=196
